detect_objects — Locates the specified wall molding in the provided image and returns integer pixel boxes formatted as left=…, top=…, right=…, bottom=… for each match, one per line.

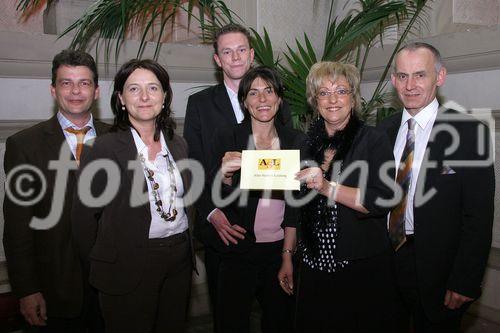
left=0, top=31, right=218, bottom=83
left=363, top=26, right=500, bottom=82
left=0, top=118, right=185, bottom=142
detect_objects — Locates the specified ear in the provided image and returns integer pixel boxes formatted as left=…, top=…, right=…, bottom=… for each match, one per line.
left=436, top=66, right=447, bottom=87
left=118, top=93, right=125, bottom=106
left=249, top=48, right=255, bottom=64
left=50, top=84, right=56, bottom=99
left=214, top=53, right=222, bottom=68
left=390, top=73, right=397, bottom=88
left=94, top=86, right=100, bottom=100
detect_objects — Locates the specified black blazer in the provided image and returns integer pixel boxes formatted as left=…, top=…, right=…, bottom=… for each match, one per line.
left=196, top=120, right=306, bottom=254
left=3, top=116, right=110, bottom=317
left=183, top=83, right=293, bottom=243
left=301, top=124, right=396, bottom=261
left=378, top=109, right=494, bottom=321
left=71, top=128, right=195, bottom=295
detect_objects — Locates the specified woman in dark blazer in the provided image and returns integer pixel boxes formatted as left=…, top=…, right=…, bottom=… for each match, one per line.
left=72, top=59, right=194, bottom=333
left=197, top=66, right=306, bottom=333
left=294, top=61, right=397, bottom=332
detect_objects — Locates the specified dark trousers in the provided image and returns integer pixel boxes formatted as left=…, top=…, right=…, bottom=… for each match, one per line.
left=99, top=231, right=192, bottom=333
left=204, top=245, right=221, bottom=332
left=296, top=251, right=397, bottom=333
left=394, top=237, right=467, bottom=333
left=216, top=240, right=294, bottom=333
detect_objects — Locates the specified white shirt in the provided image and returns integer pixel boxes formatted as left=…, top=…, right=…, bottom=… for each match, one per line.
left=224, top=82, right=245, bottom=123
left=57, top=111, right=96, bottom=159
left=131, top=129, right=189, bottom=239
left=392, top=98, right=439, bottom=234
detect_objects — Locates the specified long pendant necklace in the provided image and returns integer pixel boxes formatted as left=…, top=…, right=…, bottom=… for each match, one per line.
left=139, top=152, right=178, bottom=222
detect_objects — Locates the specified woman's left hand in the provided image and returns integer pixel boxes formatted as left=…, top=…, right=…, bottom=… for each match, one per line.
left=296, top=167, right=332, bottom=197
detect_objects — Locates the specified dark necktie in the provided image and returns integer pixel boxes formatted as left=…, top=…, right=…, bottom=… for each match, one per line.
left=389, top=118, right=416, bottom=251
left=65, top=126, right=91, bottom=163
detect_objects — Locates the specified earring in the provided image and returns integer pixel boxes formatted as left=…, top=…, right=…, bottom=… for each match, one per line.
left=121, top=105, right=125, bottom=111
left=162, top=104, right=165, bottom=109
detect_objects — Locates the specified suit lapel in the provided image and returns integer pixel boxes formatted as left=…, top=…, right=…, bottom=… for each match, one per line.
left=43, top=116, right=71, bottom=160
left=386, top=113, right=403, bottom=147
left=213, top=84, right=238, bottom=126
left=114, top=129, right=151, bottom=220
left=42, top=116, right=80, bottom=185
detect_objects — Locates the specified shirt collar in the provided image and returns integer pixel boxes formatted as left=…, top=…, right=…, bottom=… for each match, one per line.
left=57, top=111, right=94, bottom=131
left=131, top=128, right=168, bottom=158
left=224, top=81, right=238, bottom=100
left=401, top=98, right=439, bottom=130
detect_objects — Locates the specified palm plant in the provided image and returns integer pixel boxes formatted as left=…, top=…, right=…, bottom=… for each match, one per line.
left=17, top=0, right=236, bottom=62
left=252, top=0, right=430, bottom=128
left=17, top=0, right=429, bottom=128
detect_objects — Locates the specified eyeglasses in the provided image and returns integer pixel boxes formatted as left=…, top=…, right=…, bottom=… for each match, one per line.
left=316, top=88, right=352, bottom=99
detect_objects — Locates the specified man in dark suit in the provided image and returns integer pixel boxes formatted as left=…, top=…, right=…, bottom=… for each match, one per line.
left=183, top=23, right=291, bottom=329
left=3, top=49, right=110, bottom=332
left=378, top=42, right=494, bottom=332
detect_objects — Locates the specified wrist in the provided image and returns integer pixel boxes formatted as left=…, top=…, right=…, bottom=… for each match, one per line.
left=328, top=181, right=337, bottom=199
left=282, top=248, right=294, bottom=257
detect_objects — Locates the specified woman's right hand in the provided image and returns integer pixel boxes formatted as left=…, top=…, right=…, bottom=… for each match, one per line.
left=221, top=151, right=242, bottom=181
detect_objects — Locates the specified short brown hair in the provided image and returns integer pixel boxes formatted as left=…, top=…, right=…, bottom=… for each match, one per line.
left=51, top=49, right=98, bottom=86
left=213, top=23, right=252, bottom=54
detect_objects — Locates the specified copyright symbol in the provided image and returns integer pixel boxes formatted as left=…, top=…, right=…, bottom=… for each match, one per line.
left=5, top=164, right=47, bottom=206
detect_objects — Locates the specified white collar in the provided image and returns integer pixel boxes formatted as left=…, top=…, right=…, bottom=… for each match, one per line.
left=401, top=98, right=439, bottom=130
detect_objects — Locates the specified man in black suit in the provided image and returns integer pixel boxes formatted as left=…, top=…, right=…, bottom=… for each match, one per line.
left=378, top=42, right=494, bottom=332
left=3, top=50, right=110, bottom=332
left=183, top=23, right=291, bottom=328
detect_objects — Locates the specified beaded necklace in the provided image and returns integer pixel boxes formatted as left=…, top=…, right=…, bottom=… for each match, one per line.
left=139, top=152, right=178, bottom=222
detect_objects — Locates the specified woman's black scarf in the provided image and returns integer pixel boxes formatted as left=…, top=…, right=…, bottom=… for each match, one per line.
left=300, top=114, right=363, bottom=256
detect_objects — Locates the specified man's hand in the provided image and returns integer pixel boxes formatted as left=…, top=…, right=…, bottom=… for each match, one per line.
left=208, top=208, right=246, bottom=246
left=444, top=290, right=474, bottom=310
left=20, top=292, right=47, bottom=326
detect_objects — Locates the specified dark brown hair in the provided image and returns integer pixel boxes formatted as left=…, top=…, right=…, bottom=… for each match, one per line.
left=51, top=49, right=98, bottom=86
left=111, top=59, right=175, bottom=140
left=238, top=66, right=285, bottom=124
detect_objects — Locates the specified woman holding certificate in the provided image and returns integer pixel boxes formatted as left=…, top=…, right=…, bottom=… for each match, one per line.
left=294, top=61, right=397, bottom=332
left=202, top=66, right=306, bottom=333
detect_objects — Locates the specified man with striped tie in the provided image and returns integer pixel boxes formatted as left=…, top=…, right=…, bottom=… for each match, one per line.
left=378, top=42, right=494, bottom=332
left=3, top=49, right=110, bottom=332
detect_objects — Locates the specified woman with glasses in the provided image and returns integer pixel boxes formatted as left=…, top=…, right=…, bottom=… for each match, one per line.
left=72, top=59, right=194, bottom=333
left=293, top=61, right=397, bottom=332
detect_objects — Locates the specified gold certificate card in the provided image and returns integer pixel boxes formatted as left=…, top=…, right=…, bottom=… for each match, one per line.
left=240, top=150, right=300, bottom=190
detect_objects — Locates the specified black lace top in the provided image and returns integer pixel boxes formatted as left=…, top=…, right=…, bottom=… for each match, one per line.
left=299, top=115, right=362, bottom=273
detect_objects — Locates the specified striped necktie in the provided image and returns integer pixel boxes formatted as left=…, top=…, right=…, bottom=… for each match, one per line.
left=389, top=118, right=416, bottom=251
left=64, top=126, right=91, bottom=163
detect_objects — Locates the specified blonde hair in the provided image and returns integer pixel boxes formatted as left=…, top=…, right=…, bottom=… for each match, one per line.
left=306, top=61, right=362, bottom=116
